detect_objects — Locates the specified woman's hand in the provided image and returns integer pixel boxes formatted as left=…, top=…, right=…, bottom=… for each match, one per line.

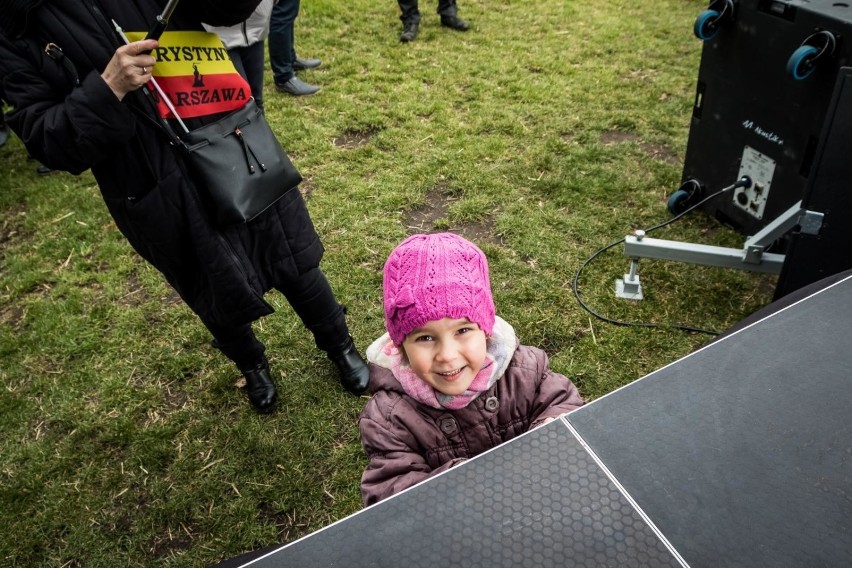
left=101, top=39, right=159, bottom=101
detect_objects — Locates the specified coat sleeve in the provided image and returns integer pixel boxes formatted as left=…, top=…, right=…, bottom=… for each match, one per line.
left=359, top=404, right=463, bottom=507
left=1, top=40, right=139, bottom=174
left=528, top=349, right=585, bottom=427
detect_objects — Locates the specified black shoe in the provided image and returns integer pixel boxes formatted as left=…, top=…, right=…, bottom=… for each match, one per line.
left=274, top=76, right=321, bottom=96
left=440, top=16, right=469, bottom=31
left=0, top=124, right=8, bottom=148
left=326, top=337, right=370, bottom=395
left=242, top=359, right=278, bottom=413
left=400, top=21, right=419, bottom=42
left=36, top=163, right=54, bottom=175
left=293, top=57, right=321, bottom=71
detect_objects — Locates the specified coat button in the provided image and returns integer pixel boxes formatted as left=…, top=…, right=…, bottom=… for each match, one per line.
left=484, top=396, right=499, bottom=412
left=440, top=417, right=458, bottom=435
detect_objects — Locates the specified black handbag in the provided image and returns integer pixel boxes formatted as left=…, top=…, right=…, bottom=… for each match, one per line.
left=177, top=98, right=302, bottom=226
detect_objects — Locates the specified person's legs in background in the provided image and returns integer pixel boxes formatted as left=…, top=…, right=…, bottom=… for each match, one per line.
left=275, top=267, right=369, bottom=396
left=398, top=0, right=468, bottom=42
left=269, top=0, right=320, bottom=96
left=437, top=0, right=469, bottom=31
left=228, top=40, right=267, bottom=111
left=398, top=0, right=421, bottom=42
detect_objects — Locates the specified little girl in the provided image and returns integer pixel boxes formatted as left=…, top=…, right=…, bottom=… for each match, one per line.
left=359, top=232, right=584, bottom=505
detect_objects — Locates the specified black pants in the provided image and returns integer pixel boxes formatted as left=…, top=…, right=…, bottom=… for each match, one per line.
left=205, top=267, right=349, bottom=371
left=398, top=0, right=458, bottom=24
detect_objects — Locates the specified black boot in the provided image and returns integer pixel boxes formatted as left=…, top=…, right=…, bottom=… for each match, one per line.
left=326, top=337, right=370, bottom=395
left=440, top=15, right=469, bottom=31
left=400, top=21, right=419, bottom=42
left=242, top=359, right=278, bottom=413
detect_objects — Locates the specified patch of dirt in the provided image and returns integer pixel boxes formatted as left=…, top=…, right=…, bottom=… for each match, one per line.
left=0, top=204, right=28, bottom=246
left=600, top=130, right=681, bottom=166
left=299, top=177, right=314, bottom=199
left=163, top=287, right=183, bottom=307
left=404, top=186, right=451, bottom=231
left=536, top=327, right=590, bottom=354
left=118, top=273, right=149, bottom=308
left=0, top=282, right=54, bottom=330
left=641, top=142, right=681, bottom=166
left=163, top=389, right=189, bottom=410
left=601, top=130, right=639, bottom=145
left=27, top=416, right=75, bottom=442
left=0, top=304, right=26, bottom=329
left=402, top=186, right=501, bottom=245
left=333, top=127, right=380, bottom=149
left=454, top=220, right=499, bottom=246
left=146, top=530, right=194, bottom=560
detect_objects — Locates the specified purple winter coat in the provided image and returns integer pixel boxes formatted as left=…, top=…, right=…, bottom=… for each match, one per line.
left=359, top=344, right=584, bottom=506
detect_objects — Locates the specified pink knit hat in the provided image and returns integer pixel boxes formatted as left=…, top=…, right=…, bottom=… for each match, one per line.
left=383, top=233, right=496, bottom=345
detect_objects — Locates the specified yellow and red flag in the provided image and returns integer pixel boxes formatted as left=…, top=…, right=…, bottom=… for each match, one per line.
left=126, top=31, right=251, bottom=119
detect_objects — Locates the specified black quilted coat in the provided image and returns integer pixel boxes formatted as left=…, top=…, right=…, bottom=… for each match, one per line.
left=0, top=0, right=324, bottom=329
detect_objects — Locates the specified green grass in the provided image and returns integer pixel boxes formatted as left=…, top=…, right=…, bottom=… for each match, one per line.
left=0, top=0, right=776, bottom=565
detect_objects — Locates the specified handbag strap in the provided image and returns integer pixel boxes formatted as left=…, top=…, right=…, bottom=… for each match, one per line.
left=128, top=101, right=186, bottom=150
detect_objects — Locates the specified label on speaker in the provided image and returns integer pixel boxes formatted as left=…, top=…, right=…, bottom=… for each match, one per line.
left=734, top=146, right=776, bottom=220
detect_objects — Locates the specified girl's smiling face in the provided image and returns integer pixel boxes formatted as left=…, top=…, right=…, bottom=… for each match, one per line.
left=401, top=317, right=487, bottom=396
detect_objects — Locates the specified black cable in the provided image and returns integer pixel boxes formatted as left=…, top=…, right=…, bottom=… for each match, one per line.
left=572, top=179, right=750, bottom=335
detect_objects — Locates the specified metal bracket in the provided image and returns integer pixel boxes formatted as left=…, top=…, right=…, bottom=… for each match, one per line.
left=616, top=201, right=804, bottom=299
left=615, top=258, right=644, bottom=300
left=799, top=210, right=824, bottom=235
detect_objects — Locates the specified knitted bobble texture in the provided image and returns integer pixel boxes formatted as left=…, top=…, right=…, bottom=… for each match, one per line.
left=383, top=233, right=496, bottom=345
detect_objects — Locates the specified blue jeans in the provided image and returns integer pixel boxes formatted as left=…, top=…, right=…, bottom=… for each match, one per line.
left=268, top=0, right=300, bottom=85
left=227, top=40, right=266, bottom=110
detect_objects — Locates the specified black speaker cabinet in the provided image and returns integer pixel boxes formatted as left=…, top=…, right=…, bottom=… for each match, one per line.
left=774, top=67, right=852, bottom=298
left=682, top=0, right=852, bottom=236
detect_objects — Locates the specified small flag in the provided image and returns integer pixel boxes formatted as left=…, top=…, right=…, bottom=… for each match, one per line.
left=126, top=31, right=251, bottom=119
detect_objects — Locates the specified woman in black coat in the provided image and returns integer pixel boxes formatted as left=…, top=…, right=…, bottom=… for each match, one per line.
left=0, top=0, right=369, bottom=412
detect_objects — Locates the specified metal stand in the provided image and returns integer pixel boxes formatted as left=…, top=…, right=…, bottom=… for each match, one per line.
left=615, top=200, right=823, bottom=299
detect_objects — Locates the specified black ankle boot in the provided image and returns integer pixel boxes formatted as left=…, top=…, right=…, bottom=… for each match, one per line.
left=326, top=337, right=370, bottom=395
left=400, top=21, right=419, bottom=42
left=242, top=359, right=277, bottom=413
left=440, top=15, right=469, bottom=31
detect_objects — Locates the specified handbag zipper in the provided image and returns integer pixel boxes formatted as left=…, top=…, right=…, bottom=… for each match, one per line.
left=233, top=128, right=268, bottom=174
